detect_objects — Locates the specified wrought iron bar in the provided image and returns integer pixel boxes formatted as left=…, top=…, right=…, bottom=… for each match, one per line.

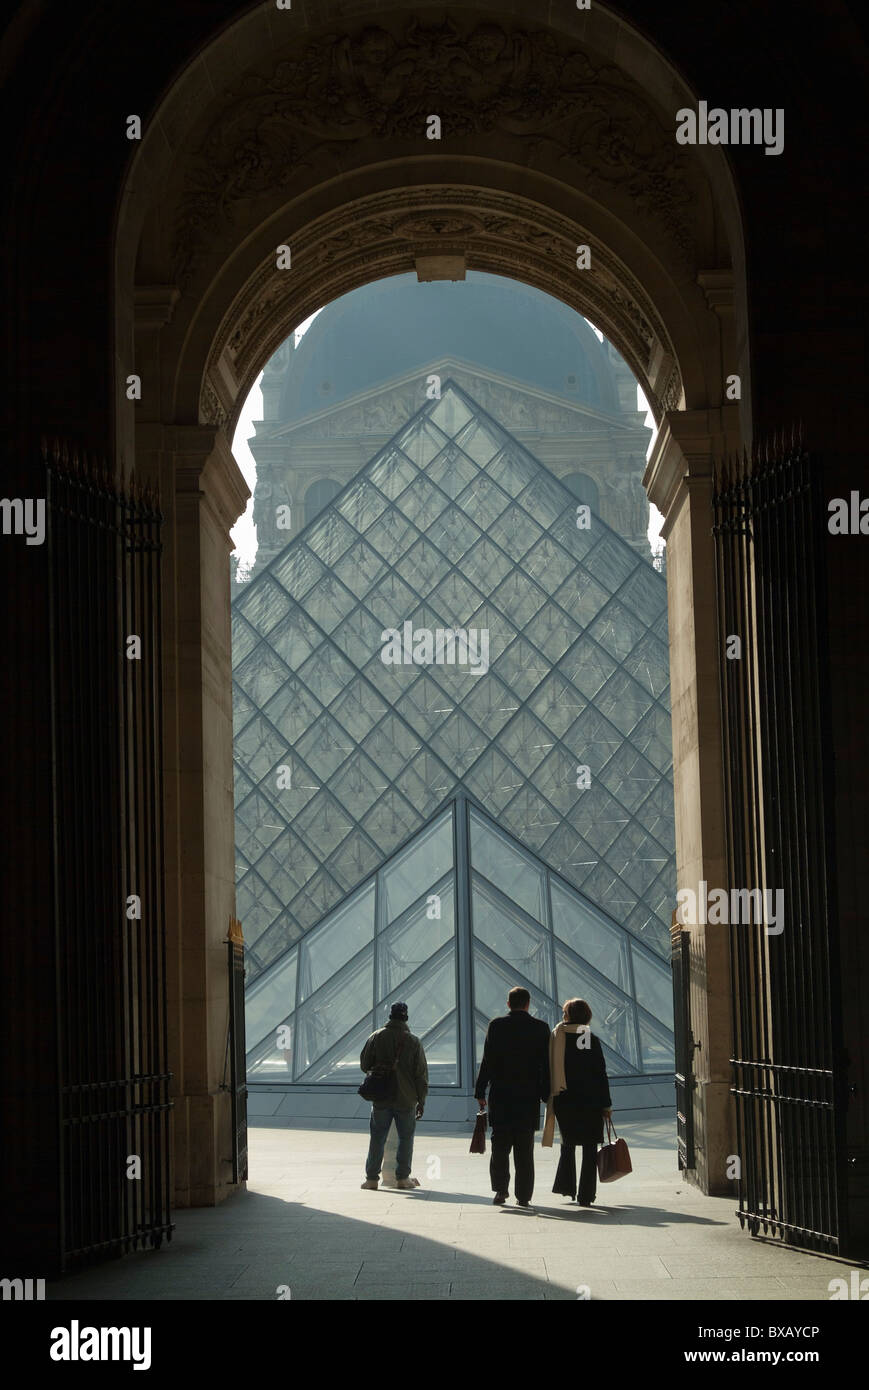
left=670, top=922, right=695, bottom=1170
left=712, top=439, right=842, bottom=1253
left=227, top=919, right=248, bottom=1184
left=45, top=445, right=172, bottom=1268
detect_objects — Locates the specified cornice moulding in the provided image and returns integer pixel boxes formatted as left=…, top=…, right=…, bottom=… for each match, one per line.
left=134, top=285, right=181, bottom=330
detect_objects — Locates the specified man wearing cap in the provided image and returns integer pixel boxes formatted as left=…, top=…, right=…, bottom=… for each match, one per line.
left=360, top=1002, right=429, bottom=1190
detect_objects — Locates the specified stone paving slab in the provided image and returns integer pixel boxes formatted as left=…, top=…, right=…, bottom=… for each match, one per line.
left=544, top=1255, right=673, bottom=1281
left=596, top=1279, right=786, bottom=1301
left=356, top=1284, right=453, bottom=1300
left=48, top=1121, right=860, bottom=1302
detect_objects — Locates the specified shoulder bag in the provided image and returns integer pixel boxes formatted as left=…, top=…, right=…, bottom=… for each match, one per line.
left=358, top=1032, right=406, bottom=1103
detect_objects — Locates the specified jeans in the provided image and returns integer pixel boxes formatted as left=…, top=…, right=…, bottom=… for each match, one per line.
left=366, top=1105, right=416, bottom=1181
left=490, top=1124, right=535, bottom=1203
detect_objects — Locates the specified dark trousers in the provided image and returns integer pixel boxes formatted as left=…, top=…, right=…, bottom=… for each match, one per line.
left=490, top=1124, right=535, bottom=1202
left=553, top=1142, right=598, bottom=1203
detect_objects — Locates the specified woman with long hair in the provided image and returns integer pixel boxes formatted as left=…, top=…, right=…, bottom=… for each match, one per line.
left=543, top=998, right=612, bottom=1206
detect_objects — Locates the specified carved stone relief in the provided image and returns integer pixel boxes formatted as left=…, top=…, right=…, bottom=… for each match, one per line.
left=200, top=378, right=229, bottom=428
left=281, top=376, right=605, bottom=441
left=175, top=18, right=697, bottom=285
left=661, top=362, right=684, bottom=413
left=199, top=183, right=680, bottom=429
left=609, top=470, right=651, bottom=539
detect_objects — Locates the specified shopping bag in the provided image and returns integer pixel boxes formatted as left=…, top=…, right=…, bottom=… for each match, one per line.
left=597, top=1117, right=632, bottom=1182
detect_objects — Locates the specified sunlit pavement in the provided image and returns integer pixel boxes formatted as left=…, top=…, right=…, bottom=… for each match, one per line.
left=50, top=1120, right=857, bottom=1301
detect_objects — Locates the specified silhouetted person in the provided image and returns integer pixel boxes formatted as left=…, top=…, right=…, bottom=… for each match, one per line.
left=475, top=986, right=551, bottom=1207
left=360, top=1001, right=428, bottom=1190
left=543, top=997, right=612, bottom=1206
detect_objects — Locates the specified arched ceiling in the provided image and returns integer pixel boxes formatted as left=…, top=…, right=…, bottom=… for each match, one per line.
left=118, top=2, right=745, bottom=437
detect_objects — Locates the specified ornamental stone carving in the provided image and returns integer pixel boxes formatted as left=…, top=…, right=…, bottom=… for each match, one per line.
left=285, top=377, right=603, bottom=442
left=290, top=387, right=424, bottom=438
left=610, top=471, right=650, bottom=538
left=200, top=378, right=229, bottom=428
left=203, top=184, right=676, bottom=422
left=174, top=19, right=695, bottom=282
left=441, top=377, right=598, bottom=435
left=661, top=363, right=684, bottom=413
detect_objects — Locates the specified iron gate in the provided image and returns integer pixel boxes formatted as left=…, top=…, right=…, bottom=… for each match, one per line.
left=227, top=919, right=248, bottom=1183
left=46, top=442, right=172, bottom=1268
left=712, top=441, right=845, bottom=1253
left=670, top=920, right=696, bottom=1171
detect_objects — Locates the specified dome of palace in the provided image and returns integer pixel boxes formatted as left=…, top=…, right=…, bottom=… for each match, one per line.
left=273, top=271, right=618, bottom=421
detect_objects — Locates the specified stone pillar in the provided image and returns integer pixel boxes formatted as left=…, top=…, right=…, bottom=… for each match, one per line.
left=168, top=425, right=250, bottom=1206
left=644, top=406, right=740, bottom=1195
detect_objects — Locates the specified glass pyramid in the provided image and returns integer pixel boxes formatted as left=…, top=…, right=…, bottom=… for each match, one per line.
left=232, top=381, right=675, bottom=1020
left=244, top=794, right=675, bottom=1084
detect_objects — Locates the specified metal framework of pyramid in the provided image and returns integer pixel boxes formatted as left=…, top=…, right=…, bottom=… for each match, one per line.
left=232, top=381, right=675, bottom=1083
left=244, top=793, right=675, bottom=1086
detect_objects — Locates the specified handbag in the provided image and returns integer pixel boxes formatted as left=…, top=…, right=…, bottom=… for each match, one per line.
left=358, top=1032, right=405, bottom=1102
left=469, top=1108, right=488, bottom=1154
left=597, top=1117, right=632, bottom=1183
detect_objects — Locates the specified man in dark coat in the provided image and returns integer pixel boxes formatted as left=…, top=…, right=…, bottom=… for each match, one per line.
left=475, top=985, right=551, bottom=1207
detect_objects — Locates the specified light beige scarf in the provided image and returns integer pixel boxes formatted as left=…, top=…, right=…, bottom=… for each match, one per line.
left=542, top=1021, right=585, bottom=1147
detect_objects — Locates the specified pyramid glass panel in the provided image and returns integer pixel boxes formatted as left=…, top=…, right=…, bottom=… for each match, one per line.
left=554, top=569, right=611, bottom=628
left=245, top=946, right=298, bottom=1053
left=297, top=1016, right=377, bottom=1085
left=242, top=794, right=674, bottom=1086
left=393, top=750, right=455, bottom=814
left=637, top=1014, right=677, bottom=1072
left=630, top=948, right=675, bottom=1026
left=469, top=809, right=546, bottom=922
left=473, top=948, right=545, bottom=1032
left=554, top=943, right=639, bottom=1068
left=550, top=880, right=632, bottom=994
left=381, top=810, right=453, bottom=924
left=392, top=948, right=457, bottom=1039
left=294, top=944, right=374, bottom=1074
left=377, top=881, right=455, bottom=997
left=471, top=879, right=554, bottom=996
left=232, top=611, right=259, bottom=665
left=246, top=1016, right=295, bottom=1080
left=233, top=381, right=676, bottom=1084
left=298, top=881, right=375, bottom=1003
left=334, top=480, right=389, bottom=536
left=464, top=747, right=523, bottom=812
left=500, top=786, right=560, bottom=852
left=418, top=1011, right=460, bottom=1087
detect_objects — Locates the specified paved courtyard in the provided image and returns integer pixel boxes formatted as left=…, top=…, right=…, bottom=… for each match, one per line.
left=50, top=1119, right=858, bottom=1301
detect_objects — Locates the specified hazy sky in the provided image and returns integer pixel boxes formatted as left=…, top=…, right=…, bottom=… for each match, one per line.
left=230, top=311, right=663, bottom=569
left=231, top=311, right=321, bottom=565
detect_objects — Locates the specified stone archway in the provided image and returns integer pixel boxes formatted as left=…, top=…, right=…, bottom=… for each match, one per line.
left=116, top=0, right=749, bottom=1206
left=199, top=186, right=686, bottom=438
